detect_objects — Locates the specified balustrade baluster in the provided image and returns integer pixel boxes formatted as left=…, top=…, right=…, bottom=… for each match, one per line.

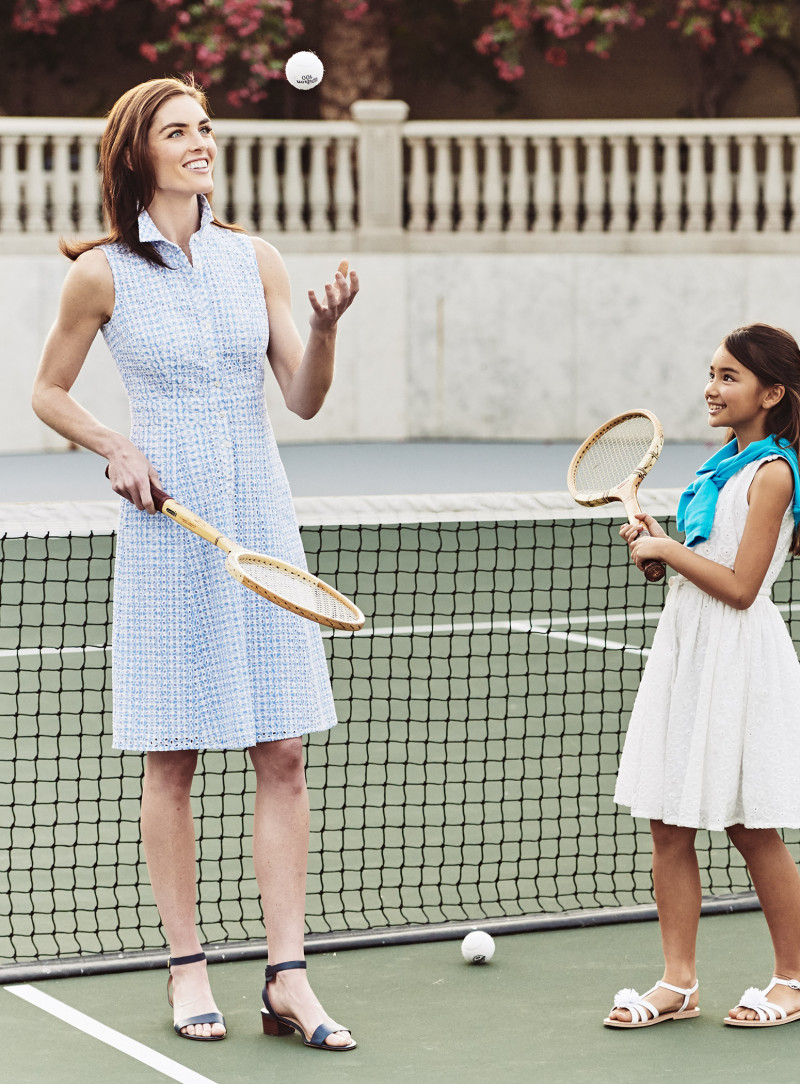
left=76, top=134, right=100, bottom=233
left=430, top=136, right=452, bottom=232
left=659, top=135, right=682, bottom=232
left=255, top=137, right=281, bottom=234
left=506, top=135, right=528, bottom=233
left=684, top=135, right=707, bottom=232
left=406, top=137, right=429, bottom=231
left=788, top=136, right=800, bottom=232
left=762, top=133, right=786, bottom=233
left=308, top=137, right=330, bottom=232
left=736, top=134, right=759, bottom=232
left=0, top=135, right=22, bottom=234
left=456, top=136, right=479, bottom=232
left=50, top=134, right=73, bottom=234
left=709, top=135, right=733, bottom=232
left=632, top=135, right=656, bottom=232
left=532, top=136, right=555, bottom=232
left=230, top=136, right=256, bottom=231
left=607, top=134, right=629, bottom=233
left=558, top=136, right=580, bottom=232
left=332, top=136, right=355, bottom=232
left=481, top=136, right=503, bottom=231
left=283, top=137, right=305, bottom=232
left=212, top=137, right=231, bottom=222
left=25, top=135, right=47, bottom=232
left=582, top=135, right=604, bottom=232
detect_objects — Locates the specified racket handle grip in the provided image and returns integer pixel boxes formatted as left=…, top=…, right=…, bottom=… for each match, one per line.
left=149, top=485, right=171, bottom=512
left=104, top=465, right=172, bottom=512
left=642, top=558, right=666, bottom=583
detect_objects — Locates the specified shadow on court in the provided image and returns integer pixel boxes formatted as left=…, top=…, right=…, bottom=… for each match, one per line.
left=4, top=910, right=799, bottom=1084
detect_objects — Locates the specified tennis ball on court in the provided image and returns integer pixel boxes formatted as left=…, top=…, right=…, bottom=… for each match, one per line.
left=461, top=930, right=495, bottom=964
left=285, top=51, right=324, bottom=90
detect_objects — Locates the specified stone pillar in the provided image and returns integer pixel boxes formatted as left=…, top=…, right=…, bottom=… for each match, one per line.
left=351, top=100, right=409, bottom=235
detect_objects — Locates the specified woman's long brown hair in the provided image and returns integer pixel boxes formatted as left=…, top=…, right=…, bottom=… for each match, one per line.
left=724, top=323, right=800, bottom=554
left=61, top=76, right=241, bottom=267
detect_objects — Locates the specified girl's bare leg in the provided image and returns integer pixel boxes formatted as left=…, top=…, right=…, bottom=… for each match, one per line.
left=141, top=749, right=225, bottom=1039
left=249, top=738, right=353, bottom=1048
left=726, top=825, right=800, bottom=1021
left=608, top=820, right=700, bottom=1022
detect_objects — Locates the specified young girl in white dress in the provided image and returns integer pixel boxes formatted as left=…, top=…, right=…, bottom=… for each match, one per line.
left=605, top=323, right=800, bottom=1029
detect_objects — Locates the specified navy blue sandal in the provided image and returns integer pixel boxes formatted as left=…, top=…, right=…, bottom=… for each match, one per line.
left=261, top=960, right=356, bottom=1051
left=168, top=951, right=227, bottom=1041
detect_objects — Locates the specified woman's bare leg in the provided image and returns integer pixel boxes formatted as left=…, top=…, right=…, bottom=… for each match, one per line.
left=141, top=749, right=225, bottom=1038
left=608, top=820, right=700, bottom=1022
left=249, top=738, right=353, bottom=1047
left=726, top=825, right=800, bottom=1021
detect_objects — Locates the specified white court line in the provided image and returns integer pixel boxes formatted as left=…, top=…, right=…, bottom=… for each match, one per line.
left=5, top=984, right=220, bottom=1084
left=0, top=644, right=109, bottom=659
left=341, top=617, right=652, bottom=655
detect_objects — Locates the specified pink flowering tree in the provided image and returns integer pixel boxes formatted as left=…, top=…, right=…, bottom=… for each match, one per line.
left=10, top=0, right=800, bottom=115
left=466, top=0, right=797, bottom=114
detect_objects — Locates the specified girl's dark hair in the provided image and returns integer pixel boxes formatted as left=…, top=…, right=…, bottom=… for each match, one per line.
left=724, top=322, right=800, bottom=554
left=60, top=76, right=242, bottom=267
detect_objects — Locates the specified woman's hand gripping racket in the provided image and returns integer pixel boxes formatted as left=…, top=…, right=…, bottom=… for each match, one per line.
left=567, top=409, right=667, bottom=583
left=109, top=471, right=364, bottom=630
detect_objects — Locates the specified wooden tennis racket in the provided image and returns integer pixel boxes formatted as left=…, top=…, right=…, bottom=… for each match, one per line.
left=110, top=472, right=364, bottom=631
left=567, top=409, right=666, bottom=583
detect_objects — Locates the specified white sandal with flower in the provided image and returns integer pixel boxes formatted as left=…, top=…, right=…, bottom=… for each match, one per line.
left=604, top=979, right=699, bottom=1028
left=724, top=977, right=800, bottom=1027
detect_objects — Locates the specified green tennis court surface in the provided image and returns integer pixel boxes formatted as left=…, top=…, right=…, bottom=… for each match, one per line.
left=4, top=489, right=800, bottom=1084
left=5, top=913, right=800, bottom=1084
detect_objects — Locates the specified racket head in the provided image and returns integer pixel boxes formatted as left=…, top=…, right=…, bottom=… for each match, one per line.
left=225, top=550, right=365, bottom=631
left=567, top=409, right=663, bottom=508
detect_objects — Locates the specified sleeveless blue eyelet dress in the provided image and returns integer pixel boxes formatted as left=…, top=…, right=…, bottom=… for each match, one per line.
left=100, top=196, right=338, bottom=751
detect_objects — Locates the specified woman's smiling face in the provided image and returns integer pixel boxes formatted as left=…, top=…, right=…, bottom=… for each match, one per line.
left=146, top=94, right=216, bottom=199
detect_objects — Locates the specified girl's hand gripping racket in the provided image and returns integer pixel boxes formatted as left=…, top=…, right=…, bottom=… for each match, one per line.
left=567, top=409, right=667, bottom=583
left=109, top=471, right=365, bottom=630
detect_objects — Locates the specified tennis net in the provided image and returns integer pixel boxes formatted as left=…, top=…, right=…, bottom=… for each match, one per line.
left=1, top=489, right=797, bottom=981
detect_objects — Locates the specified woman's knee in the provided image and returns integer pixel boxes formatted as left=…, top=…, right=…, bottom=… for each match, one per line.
left=249, top=737, right=305, bottom=787
left=143, top=749, right=198, bottom=797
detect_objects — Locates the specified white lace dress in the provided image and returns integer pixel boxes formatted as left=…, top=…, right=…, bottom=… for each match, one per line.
left=614, top=456, right=800, bottom=830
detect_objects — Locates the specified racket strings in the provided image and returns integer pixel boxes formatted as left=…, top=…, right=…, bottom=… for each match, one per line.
left=573, top=416, right=656, bottom=493
left=235, top=555, right=356, bottom=623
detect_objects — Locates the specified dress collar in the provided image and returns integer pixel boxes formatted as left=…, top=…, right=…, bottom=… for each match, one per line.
left=136, top=194, right=214, bottom=246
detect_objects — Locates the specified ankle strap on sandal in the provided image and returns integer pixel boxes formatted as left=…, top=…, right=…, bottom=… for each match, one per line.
left=265, top=960, right=307, bottom=983
left=168, top=952, right=207, bottom=969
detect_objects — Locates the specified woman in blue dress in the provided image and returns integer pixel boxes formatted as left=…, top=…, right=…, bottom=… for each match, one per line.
left=32, top=77, right=358, bottom=1051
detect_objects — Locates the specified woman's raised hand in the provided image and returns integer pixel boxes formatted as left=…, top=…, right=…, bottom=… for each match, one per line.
left=307, top=259, right=359, bottom=332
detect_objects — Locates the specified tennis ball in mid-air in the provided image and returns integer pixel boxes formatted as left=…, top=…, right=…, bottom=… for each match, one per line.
left=285, top=51, right=324, bottom=90
left=461, top=930, right=495, bottom=964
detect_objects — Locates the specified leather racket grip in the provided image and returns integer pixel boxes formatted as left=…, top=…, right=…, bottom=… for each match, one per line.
left=642, top=558, right=666, bottom=583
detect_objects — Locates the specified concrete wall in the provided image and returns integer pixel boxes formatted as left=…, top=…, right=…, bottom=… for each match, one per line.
left=5, top=249, right=800, bottom=455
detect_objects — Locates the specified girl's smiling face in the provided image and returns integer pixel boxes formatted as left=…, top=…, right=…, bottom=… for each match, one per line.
left=146, top=95, right=216, bottom=198
left=705, top=345, right=777, bottom=433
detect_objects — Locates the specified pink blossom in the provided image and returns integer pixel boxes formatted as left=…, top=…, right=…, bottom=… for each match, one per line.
left=544, top=44, right=568, bottom=66
left=139, top=41, right=159, bottom=63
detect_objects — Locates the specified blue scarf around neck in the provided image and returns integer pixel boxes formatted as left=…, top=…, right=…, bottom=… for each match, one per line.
left=677, top=434, right=800, bottom=548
